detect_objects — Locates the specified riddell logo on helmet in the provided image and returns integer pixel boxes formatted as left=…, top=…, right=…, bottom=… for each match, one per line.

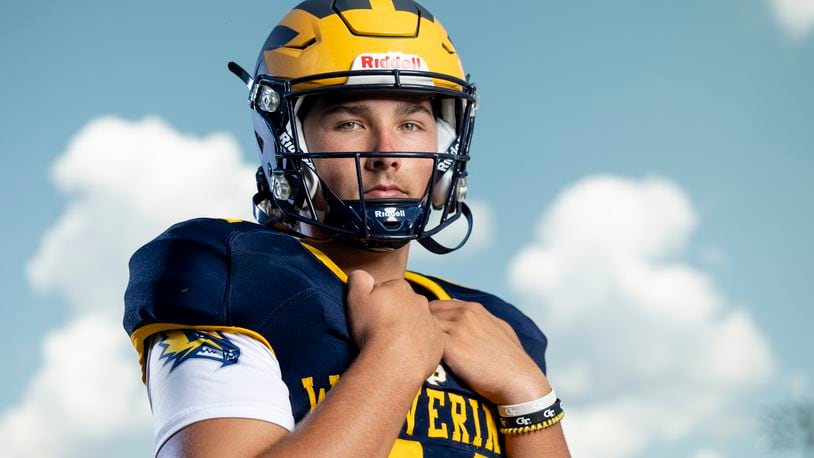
left=374, top=208, right=406, bottom=218
left=353, top=53, right=428, bottom=72
left=278, top=132, right=296, bottom=154
left=359, top=54, right=424, bottom=70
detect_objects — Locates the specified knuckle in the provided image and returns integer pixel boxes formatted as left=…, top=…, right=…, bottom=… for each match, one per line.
left=382, top=278, right=411, bottom=293
left=467, top=301, right=485, bottom=311
left=459, top=305, right=477, bottom=318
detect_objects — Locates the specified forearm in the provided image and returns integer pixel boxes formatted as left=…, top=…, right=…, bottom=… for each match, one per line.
left=496, top=380, right=570, bottom=457
left=263, top=340, right=429, bottom=457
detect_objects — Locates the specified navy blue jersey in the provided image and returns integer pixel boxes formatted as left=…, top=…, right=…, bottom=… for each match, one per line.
left=124, top=218, right=549, bottom=457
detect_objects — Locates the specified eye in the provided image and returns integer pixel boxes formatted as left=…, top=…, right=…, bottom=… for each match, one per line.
left=335, top=120, right=362, bottom=131
left=401, top=121, right=422, bottom=132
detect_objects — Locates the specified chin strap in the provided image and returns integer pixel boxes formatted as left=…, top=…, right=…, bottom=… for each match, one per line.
left=418, top=203, right=473, bottom=255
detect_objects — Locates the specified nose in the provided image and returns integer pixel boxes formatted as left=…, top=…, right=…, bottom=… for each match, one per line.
left=364, top=128, right=401, bottom=171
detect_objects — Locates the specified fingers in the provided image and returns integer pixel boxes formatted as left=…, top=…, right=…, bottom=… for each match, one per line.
left=430, top=301, right=482, bottom=337
left=428, top=298, right=464, bottom=312
left=429, top=299, right=522, bottom=344
left=429, top=299, right=486, bottom=322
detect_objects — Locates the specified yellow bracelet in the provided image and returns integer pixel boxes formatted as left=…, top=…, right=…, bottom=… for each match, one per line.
left=499, top=411, right=565, bottom=435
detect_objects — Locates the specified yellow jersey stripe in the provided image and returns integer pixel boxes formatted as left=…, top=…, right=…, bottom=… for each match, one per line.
left=300, top=242, right=452, bottom=300
left=405, top=271, right=452, bottom=300
left=300, top=242, right=349, bottom=282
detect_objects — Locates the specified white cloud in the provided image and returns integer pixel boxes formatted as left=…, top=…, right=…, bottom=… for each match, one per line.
left=2, top=117, right=256, bottom=457
left=0, top=314, right=151, bottom=458
left=770, top=0, right=814, bottom=40
left=27, top=116, right=256, bottom=314
left=508, top=175, right=775, bottom=457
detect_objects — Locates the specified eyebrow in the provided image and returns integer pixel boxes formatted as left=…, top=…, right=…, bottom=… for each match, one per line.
left=395, top=102, right=433, bottom=117
left=321, top=102, right=433, bottom=118
left=321, top=105, right=368, bottom=118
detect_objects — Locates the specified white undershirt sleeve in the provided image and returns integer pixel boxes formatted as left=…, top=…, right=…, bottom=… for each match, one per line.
left=146, top=330, right=295, bottom=455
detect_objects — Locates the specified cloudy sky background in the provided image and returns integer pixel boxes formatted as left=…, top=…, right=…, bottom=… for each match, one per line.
left=1, top=0, right=812, bottom=456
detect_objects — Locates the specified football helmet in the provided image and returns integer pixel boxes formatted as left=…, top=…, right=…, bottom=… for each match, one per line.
left=229, top=0, right=477, bottom=253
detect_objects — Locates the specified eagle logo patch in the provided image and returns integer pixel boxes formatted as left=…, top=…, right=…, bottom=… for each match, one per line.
left=157, top=330, right=240, bottom=371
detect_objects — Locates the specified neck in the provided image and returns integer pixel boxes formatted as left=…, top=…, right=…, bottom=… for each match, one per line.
left=315, top=242, right=410, bottom=284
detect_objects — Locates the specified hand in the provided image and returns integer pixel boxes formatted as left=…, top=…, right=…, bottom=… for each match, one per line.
left=429, top=300, right=551, bottom=405
left=346, top=270, right=445, bottom=378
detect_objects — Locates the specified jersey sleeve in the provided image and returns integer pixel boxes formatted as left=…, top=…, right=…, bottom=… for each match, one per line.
left=124, top=218, right=259, bottom=381
left=124, top=218, right=235, bottom=334
left=147, top=330, right=295, bottom=455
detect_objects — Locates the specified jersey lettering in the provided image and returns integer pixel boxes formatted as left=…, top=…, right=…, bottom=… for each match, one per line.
left=300, top=372, right=503, bottom=455
left=405, top=390, right=422, bottom=436
left=426, top=388, right=449, bottom=439
left=448, top=393, right=470, bottom=444
left=301, top=374, right=340, bottom=412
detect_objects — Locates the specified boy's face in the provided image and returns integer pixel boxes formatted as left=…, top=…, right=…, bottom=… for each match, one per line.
left=302, top=95, right=437, bottom=205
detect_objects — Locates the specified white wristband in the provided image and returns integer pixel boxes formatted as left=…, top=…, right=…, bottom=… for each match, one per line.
left=497, top=388, right=557, bottom=417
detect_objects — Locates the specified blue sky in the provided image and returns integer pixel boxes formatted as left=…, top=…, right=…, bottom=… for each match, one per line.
left=1, top=1, right=812, bottom=456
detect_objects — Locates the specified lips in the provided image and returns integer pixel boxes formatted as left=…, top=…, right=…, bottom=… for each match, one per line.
left=364, top=184, right=408, bottom=199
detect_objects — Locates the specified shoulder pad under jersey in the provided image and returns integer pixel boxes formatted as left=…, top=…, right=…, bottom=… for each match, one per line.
left=123, top=218, right=332, bottom=336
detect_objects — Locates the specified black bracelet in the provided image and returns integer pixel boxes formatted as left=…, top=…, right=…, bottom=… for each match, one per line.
left=499, top=399, right=564, bottom=433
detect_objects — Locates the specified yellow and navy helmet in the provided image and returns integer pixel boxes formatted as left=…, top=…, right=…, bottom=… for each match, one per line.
left=229, top=0, right=478, bottom=253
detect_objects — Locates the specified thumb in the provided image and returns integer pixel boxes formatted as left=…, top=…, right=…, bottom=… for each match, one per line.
left=347, top=270, right=374, bottom=302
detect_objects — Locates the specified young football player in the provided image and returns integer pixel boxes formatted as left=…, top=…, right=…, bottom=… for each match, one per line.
left=124, top=1, right=570, bottom=456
